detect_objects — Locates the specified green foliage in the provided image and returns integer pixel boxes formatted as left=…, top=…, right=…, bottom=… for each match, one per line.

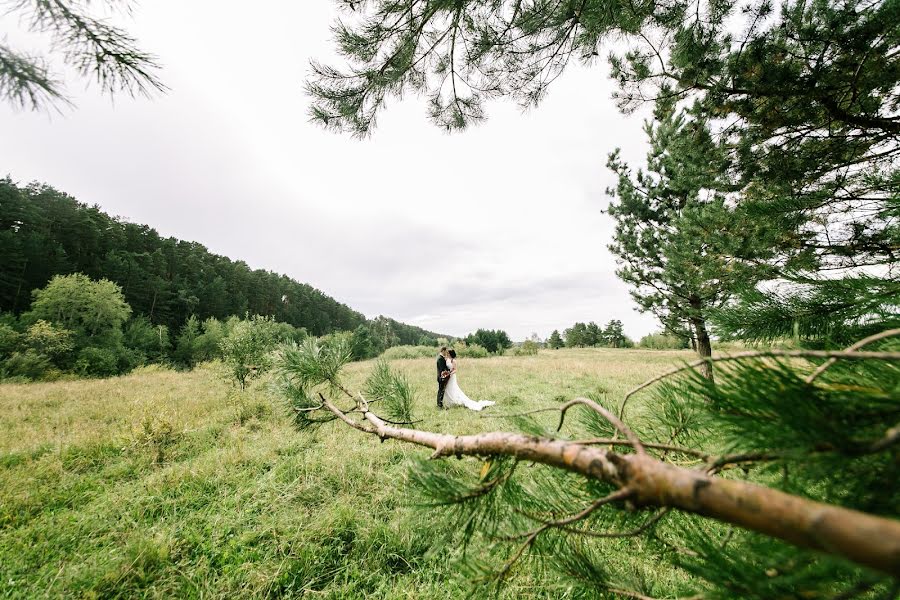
left=74, top=346, right=123, bottom=378
left=27, top=274, right=131, bottom=343
left=364, top=360, right=416, bottom=423
left=23, top=320, right=73, bottom=361
left=193, top=318, right=226, bottom=363
left=456, top=343, right=489, bottom=359
left=639, top=332, right=689, bottom=350
left=510, top=340, right=539, bottom=356
left=219, top=315, right=281, bottom=390
left=464, top=329, right=512, bottom=354
left=0, top=1, right=164, bottom=110
left=2, top=350, right=53, bottom=381
left=124, top=316, right=170, bottom=365
left=601, top=320, right=628, bottom=349
left=547, top=330, right=564, bottom=350
left=351, top=324, right=379, bottom=360
left=381, top=345, right=438, bottom=360
left=174, top=315, right=202, bottom=368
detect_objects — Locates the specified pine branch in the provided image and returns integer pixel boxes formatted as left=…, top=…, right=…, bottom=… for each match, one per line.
left=619, top=349, right=900, bottom=420
left=318, top=396, right=900, bottom=577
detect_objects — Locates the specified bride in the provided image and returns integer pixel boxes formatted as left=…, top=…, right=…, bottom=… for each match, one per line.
left=443, top=349, right=495, bottom=411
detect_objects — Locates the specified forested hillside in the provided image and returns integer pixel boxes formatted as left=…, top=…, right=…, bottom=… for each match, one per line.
left=0, top=178, right=441, bottom=344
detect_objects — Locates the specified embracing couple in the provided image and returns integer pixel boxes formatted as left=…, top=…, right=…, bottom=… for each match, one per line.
left=436, top=346, right=495, bottom=411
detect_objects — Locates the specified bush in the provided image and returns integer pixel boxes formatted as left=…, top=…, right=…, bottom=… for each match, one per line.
left=456, top=343, right=489, bottom=358
left=0, top=323, right=22, bottom=361
left=75, top=346, right=121, bottom=377
left=2, top=350, right=52, bottom=380
left=381, top=345, right=436, bottom=360
left=510, top=340, right=540, bottom=356
left=638, top=333, right=688, bottom=350
left=220, top=315, right=280, bottom=389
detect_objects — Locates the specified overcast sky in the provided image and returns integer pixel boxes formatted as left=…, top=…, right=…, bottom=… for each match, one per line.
left=0, top=1, right=660, bottom=341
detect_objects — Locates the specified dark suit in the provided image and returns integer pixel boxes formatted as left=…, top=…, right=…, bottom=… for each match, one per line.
left=436, top=354, right=450, bottom=408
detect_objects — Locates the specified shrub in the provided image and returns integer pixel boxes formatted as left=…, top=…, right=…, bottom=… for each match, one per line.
left=510, top=340, right=539, bottom=356
left=2, top=350, right=52, bottom=380
left=456, top=343, right=489, bottom=358
left=638, top=333, right=689, bottom=350
left=0, top=323, right=21, bottom=360
left=75, top=346, right=121, bottom=377
left=219, top=315, right=280, bottom=389
left=381, top=345, right=436, bottom=360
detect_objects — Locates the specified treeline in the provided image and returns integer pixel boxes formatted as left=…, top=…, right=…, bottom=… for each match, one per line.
left=0, top=272, right=448, bottom=381
left=1, top=179, right=355, bottom=335
left=0, top=179, right=446, bottom=367
left=546, top=320, right=633, bottom=349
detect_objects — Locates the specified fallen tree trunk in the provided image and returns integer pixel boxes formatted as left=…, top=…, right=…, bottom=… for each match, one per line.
left=320, top=397, right=900, bottom=577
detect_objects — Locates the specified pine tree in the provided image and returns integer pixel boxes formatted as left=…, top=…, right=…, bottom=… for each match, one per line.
left=606, top=102, right=771, bottom=373
left=547, top=330, right=564, bottom=350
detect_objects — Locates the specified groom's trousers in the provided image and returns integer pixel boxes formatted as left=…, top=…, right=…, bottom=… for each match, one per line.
left=436, top=377, right=449, bottom=408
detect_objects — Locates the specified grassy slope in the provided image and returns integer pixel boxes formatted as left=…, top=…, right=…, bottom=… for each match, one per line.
left=0, top=349, right=694, bottom=599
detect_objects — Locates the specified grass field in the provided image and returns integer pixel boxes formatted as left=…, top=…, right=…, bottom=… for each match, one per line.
left=0, top=348, right=697, bottom=599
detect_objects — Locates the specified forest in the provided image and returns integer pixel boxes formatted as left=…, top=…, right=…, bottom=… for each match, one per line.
left=0, top=178, right=446, bottom=378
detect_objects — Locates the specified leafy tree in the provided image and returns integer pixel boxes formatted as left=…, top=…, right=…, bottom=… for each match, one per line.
left=564, top=322, right=588, bottom=348
left=351, top=324, right=378, bottom=360
left=465, top=329, right=512, bottom=354
left=639, top=332, right=690, bottom=350
left=516, top=339, right=539, bottom=356
left=219, top=315, right=280, bottom=390
left=1, top=0, right=164, bottom=110
left=193, top=317, right=226, bottom=363
left=174, top=315, right=202, bottom=368
left=27, top=274, right=131, bottom=342
left=23, top=320, right=73, bottom=363
left=601, top=319, right=628, bottom=349
left=124, top=316, right=170, bottom=365
left=547, top=330, right=564, bottom=349
left=584, top=322, right=602, bottom=347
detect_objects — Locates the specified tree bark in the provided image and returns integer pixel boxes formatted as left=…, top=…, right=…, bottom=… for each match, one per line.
left=688, top=297, right=713, bottom=380
left=321, top=400, right=900, bottom=577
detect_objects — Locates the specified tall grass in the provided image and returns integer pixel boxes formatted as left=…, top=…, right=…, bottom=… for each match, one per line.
left=0, top=348, right=694, bottom=598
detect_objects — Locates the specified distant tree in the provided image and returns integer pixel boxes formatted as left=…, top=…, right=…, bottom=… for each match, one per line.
left=517, top=339, right=539, bottom=356
left=351, top=324, right=379, bottom=360
left=564, top=323, right=588, bottom=348
left=465, top=329, right=512, bottom=354
left=639, top=332, right=690, bottom=350
left=601, top=320, right=628, bottom=349
left=547, top=330, right=564, bottom=350
left=174, top=315, right=202, bottom=368
left=1, top=1, right=164, bottom=110
left=585, top=322, right=602, bottom=347
left=193, top=318, right=227, bottom=363
left=219, top=315, right=279, bottom=390
left=27, top=274, right=131, bottom=343
left=124, top=316, right=170, bottom=364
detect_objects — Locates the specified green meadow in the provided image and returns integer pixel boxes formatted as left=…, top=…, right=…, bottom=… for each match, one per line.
left=1, top=349, right=696, bottom=599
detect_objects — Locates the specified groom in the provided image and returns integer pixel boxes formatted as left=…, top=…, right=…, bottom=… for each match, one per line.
left=436, top=346, right=451, bottom=409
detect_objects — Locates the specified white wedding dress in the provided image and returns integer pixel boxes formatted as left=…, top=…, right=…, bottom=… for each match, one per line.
left=444, top=358, right=495, bottom=411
